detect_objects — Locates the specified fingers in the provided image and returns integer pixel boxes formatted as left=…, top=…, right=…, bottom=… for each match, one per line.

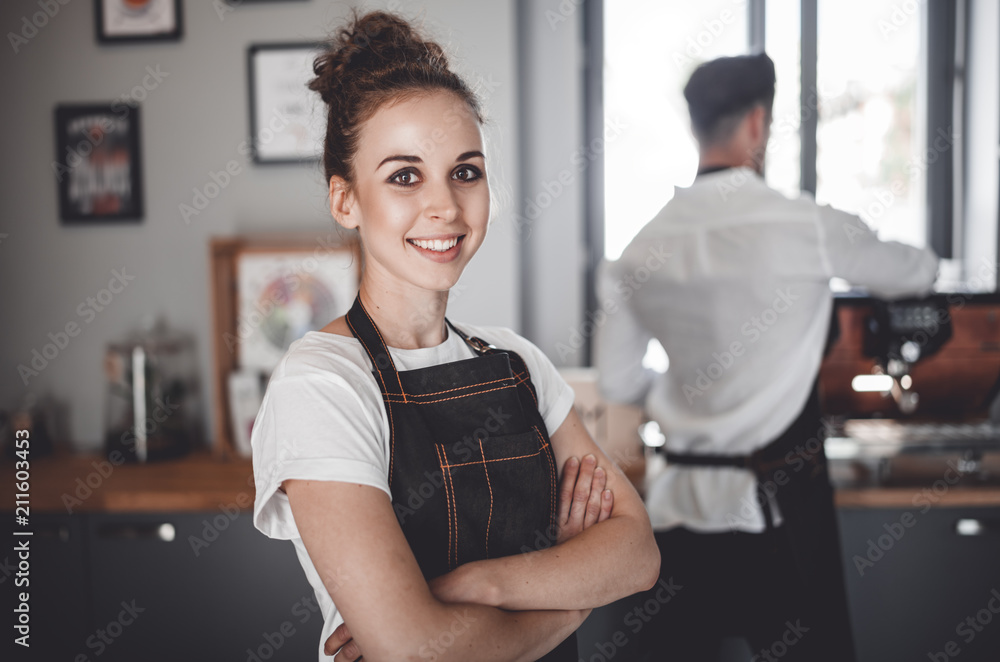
left=325, top=623, right=352, bottom=657
left=568, top=454, right=597, bottom=526
left=583, top=465, right=607, bottom=528
left=557, top=455, right=580, bottom=526
left=332, top=639, right=362, bottom=662
left=598, top=486, right=613, bottom=523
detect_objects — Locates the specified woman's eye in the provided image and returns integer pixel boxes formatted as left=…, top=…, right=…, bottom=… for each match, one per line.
left=453, top=165, right=483, bottom=182
left=389, top=169, right=420, bottom=186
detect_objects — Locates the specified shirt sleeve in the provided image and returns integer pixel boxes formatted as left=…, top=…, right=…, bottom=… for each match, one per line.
left=815, top=203, right=940, bottom=299
left=594, top=257, right=656, bottom=406
left=251, top=371, right=390, bottom=541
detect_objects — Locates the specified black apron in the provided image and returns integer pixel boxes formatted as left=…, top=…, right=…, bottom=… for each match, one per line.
left=346, top=295, right=578, bottom=662
left=664, top=380, right=857, bottom=661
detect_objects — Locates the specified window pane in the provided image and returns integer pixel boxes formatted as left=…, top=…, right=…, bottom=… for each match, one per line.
left=815, top=0, right=926, bottom=248
left=764, top=0, right=801, bottom=197
left=603, top=0, right=748, bottom=260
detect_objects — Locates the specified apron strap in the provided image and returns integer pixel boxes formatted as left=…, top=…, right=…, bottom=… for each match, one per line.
left=345, top=294, right=497, bottom=396
left=444, top=318, right=496, bottom=356
left=345, top=294, right=406, bottom=398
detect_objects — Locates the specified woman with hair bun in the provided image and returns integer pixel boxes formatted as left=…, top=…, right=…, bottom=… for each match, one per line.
left=251, top=10, right=660, bottom=662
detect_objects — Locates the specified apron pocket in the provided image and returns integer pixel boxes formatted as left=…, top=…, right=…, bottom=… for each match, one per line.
left=435, top=426, right=557, bottom=568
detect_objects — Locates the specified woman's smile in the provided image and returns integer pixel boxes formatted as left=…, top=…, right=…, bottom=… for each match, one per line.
left=406, top=233, right=466, bottom=262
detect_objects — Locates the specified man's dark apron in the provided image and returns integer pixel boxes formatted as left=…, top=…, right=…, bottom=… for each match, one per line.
left=663, top=380, right=857, bottom=661
left=346, top=295, right=577, bottom=661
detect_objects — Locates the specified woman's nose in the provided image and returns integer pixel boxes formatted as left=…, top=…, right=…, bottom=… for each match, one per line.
left=424, top=179, right=459, bottom=222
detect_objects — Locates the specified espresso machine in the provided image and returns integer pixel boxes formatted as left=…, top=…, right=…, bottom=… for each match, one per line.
left=819, top=293, right=1000, bottom=486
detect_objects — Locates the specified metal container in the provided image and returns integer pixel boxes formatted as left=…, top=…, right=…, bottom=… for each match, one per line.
left=103, top=315, right=202, bottom=462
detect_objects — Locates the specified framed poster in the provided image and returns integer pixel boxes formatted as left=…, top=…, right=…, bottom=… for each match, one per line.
left=95, top=0, right=183, bottom=43
left=235, top=245, right=359, bottom=371
left=54, top=103, right=144, bottom=223
left=247, top=42, right=326, bottom=163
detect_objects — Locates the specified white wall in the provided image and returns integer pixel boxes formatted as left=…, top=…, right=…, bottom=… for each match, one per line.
left=0, top=0, right=520, bottom=451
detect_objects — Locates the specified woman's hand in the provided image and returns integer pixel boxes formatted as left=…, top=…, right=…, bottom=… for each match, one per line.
left=325, top=622, right=360, bottom=660
left=556, top=454, right=614, bottom=544
left=323, top=456, right=613, bottom=659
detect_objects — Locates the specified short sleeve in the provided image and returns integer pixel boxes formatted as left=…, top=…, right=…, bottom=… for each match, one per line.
left=251, top=372, right=391, bottom=540
left=485, top=328, right=576, bottom=437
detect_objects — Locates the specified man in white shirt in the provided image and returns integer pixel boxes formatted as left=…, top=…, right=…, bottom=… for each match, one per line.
left=596, top=53, right=938, bottom=661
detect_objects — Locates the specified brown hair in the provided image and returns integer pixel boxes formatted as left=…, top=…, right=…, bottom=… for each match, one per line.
left=308, top=10, right=485, bottom=190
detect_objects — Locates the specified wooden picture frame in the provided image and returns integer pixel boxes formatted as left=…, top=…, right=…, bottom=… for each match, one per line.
left=95, top=0, right=183, bottom=43
left=54, top=102, right=144, bottom=223
left=209, top=232, right=360, bottom=459
left=247, top=41, right=326, bottom=163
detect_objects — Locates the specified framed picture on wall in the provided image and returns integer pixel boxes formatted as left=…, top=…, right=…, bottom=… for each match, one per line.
left=247, top=42, right=326, bottom=163
left=95, top=0, right=183, bottom=43
left=235, top=243, right=360, bottom=371
left=53, top=103, right=144, bottom=223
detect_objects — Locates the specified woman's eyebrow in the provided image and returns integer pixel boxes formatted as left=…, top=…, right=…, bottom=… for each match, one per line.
left=456, top=150, right=484, bottom=161
left=376, top=154, right=421, bottom=170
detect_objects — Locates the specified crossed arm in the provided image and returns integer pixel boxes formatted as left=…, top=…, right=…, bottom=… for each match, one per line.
left=283, top=407, right=660, bottom=662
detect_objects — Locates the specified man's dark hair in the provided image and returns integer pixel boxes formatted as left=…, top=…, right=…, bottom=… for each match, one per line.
left=683, top=52, right=776, bottom=145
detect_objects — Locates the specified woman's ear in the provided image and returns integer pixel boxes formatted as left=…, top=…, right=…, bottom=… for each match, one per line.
left=329, top=175, right=358, bottom=230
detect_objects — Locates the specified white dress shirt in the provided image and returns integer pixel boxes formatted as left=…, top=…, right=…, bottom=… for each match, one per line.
left=596, top=166, right=939, bottom=533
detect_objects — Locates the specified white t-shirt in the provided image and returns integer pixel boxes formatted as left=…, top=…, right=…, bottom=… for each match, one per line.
left=596, top=166, right=939, bottom=534
left=250, top=322, right=576, bottom=661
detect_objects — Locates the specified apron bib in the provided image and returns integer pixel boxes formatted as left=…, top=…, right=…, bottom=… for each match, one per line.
left=346, top=295, right=578, bottom=661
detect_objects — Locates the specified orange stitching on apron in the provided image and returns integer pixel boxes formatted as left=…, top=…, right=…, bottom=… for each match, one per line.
left=478, top=438, right=494, bottom=559
left=381, top=383, right=517, bottom=405
left=444, top=444, right=550, bottom=468
left=347, top=314, right=388, bottom=394
left=535, top=425, right=557, bottom=531
left=392, top=376, right=512, bottom=398
left=514, top=369, right=538, bottom=408
left=434, top=443, right=457, bottom=569
left=360, top=301, right=407, bottom=402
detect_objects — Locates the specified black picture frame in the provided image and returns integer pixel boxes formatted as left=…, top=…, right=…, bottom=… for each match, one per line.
left=54, top=103, right=144, bottom=223
left=247, top=41, right=326, bottom=164
left=95, top=0, right=183, bottom=44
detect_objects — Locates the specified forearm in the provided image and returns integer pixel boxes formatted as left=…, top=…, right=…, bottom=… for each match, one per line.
left=466, top=512, right=659, bottom=611
left=373, top=602, right=585, bottom=662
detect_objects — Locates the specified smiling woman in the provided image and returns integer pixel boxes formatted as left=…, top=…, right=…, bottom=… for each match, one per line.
left=248, top=10, right=660, bottom=662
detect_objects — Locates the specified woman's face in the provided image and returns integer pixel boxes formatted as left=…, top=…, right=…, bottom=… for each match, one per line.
left=335, top=90, right=490, bottom=295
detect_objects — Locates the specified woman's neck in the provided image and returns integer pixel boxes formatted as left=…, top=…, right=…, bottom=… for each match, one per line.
left=358, top=277, right=450, bottom=350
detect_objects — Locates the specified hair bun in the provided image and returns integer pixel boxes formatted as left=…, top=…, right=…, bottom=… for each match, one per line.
left=309, top=11, right=449, bottom=106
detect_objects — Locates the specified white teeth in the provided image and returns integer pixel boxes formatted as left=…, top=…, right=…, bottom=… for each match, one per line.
left=410, top=237, right=459, bottom=252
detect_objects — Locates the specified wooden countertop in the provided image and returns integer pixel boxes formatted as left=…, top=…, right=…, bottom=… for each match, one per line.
left=2, top=448, right=999, bottom=514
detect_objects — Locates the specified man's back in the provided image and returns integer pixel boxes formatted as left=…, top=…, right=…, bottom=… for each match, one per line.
left=598, top=165, right=938, bottom=530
